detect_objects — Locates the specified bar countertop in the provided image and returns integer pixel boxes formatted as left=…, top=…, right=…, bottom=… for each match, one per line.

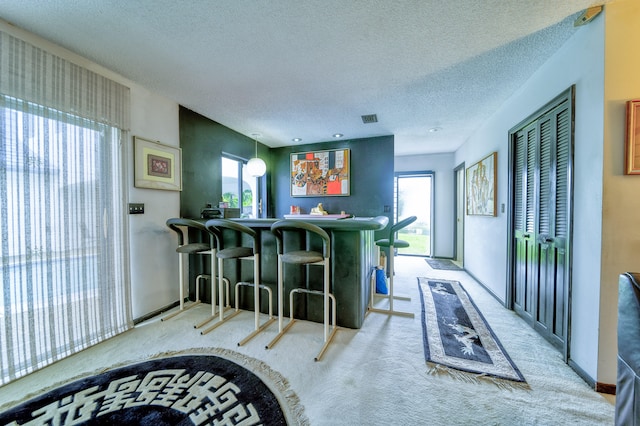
left=224, top=215, right=389, bottom=231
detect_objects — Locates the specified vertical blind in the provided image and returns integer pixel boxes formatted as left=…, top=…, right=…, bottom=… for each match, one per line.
left=0, top=30, right=131, bottom=385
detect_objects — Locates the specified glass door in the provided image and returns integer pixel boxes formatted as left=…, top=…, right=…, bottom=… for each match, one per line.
left=395, top=172, right=433, bottom=256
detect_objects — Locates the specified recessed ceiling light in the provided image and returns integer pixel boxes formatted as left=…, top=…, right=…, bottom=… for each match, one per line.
left=428, top=127, right=442, bottom=133
left=292, top=138, right=302, bottom=142
left=333, top=133, right=344, bottom=138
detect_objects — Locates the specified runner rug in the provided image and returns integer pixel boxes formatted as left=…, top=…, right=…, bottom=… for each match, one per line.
left=425, top=258, right=462, bottom=271
left=0, top=349, right=308, bottom=425
left=418, top=277, right=527, bottom=388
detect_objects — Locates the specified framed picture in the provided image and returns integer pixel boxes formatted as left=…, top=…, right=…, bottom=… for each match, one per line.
left=625, top=100, right=640, bottom=175
left=290, top=148, right=350, bottom=196
left=134, top=136, right=182, bottom=191
left=466, top=152, right=496, bottom=216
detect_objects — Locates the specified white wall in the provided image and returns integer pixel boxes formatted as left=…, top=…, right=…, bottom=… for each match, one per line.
left=454, top=14, right=607, bottom=380
left=394, top=153, right=455, bottom=258
left=1, top=21, right=182, bottom=321
left=128, top=88, right=181, bottom=319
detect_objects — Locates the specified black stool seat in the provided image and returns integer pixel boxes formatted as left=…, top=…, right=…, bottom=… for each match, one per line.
left=282, top=250, right=324, bottom=264
left=374, top=239, right=410, bottom=249
left=217, top=246, right=254, bottom=259
left=176, top=242, right=210, bottom=254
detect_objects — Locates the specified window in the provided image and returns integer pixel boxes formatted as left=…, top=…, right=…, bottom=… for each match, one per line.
left=221, top=156, right=260, bottom=218
left=0, top=30, right=131, bottom=385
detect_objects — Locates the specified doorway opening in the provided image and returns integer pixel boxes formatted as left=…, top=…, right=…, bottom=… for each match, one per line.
left=394, top=172, right=434, bottom=256
left=454, top=163, right=465, bottom=266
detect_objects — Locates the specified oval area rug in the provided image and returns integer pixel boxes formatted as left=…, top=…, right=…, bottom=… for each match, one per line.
left=0, top=349, right=307, bottom=425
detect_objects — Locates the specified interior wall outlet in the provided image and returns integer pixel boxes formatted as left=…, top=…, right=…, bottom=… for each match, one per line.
left=129, top=203, right=145, bottom=214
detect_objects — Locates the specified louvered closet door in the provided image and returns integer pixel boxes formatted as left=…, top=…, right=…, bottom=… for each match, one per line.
left=513, top=122, right=538, bottom=324
left=535, top=101, right=570, bottom=349
left=511, top=93, right=572, bottom=354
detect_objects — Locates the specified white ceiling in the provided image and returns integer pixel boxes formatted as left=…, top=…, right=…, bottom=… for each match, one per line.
left=0, top=1, right=607, bottom=155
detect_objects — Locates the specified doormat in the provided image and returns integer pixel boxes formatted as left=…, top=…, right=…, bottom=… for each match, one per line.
left=0, top=349, right=308, bottom=425
left=418, top=278, right=527, bottom=388
left=425, top=258, right=462, bottom=270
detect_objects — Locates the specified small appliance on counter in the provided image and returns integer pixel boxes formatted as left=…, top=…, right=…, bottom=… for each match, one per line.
left=200, top=204, right=241, bottom=219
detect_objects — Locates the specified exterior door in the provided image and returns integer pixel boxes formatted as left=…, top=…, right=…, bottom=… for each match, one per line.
left=395, top=173, right=433, bottom=256
left=510, top=88, right=573, bottom=356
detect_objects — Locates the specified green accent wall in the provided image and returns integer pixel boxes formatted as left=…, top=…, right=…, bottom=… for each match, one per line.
left=179, top=107, right=268, bottom=218
left=269, top=136, right=395, bottom=225
left=179, top=107, right=395, bottom=234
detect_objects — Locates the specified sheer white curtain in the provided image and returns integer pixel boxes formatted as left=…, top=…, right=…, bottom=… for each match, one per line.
left=0, top=30, right=132, bottom=385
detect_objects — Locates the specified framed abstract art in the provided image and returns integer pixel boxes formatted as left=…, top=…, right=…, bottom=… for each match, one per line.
left=290, top=148, right=350, bottom=197
left=134, top=136, right=182, bottom=191
left=466, top=152, right=496, bottom=216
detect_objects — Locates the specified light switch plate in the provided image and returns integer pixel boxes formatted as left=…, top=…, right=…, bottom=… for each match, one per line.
left=129, top=203, right=144, bottom=214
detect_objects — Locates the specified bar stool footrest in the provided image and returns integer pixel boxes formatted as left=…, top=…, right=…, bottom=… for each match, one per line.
left=199, top=309, right=242, bottom=335
left=161, top=300, right=201, bottom=321
left=315, top=326, right=339, bottom=362
left=238, top=317, right=277, bottom=346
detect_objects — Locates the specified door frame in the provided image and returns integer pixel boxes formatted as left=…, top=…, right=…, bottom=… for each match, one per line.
left=394, top=171, right=434, bottom=257
left=453, top=162, right=465, bottom=265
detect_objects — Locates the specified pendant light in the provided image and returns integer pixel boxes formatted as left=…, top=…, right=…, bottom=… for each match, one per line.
left=247, top=133, right=266, bottom=177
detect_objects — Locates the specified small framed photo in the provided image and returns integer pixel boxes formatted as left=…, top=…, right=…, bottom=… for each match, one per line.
left=625, top=100, right=640, bottom=175
left=134, top=136, right=182, bottom=191
left=466, top=152, right=497, bottom=216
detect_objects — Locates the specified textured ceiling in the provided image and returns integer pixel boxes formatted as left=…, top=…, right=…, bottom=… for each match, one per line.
left=0, top=1, right=607, bottom=155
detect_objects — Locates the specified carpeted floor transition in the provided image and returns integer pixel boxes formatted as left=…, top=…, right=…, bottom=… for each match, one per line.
left=425, top=258, right=462, bottom=270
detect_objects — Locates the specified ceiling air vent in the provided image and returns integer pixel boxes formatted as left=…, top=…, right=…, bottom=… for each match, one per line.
left=361, top=114, right=378, bottom=124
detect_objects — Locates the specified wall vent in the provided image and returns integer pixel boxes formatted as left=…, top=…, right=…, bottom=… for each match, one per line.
left=361, top=114, right=378, bottom=124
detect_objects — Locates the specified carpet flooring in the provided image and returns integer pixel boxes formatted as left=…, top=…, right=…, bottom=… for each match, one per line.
left=0, top=257, right=615, bottom=425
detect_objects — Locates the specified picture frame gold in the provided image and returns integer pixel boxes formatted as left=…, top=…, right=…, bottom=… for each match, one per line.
left=290, top=148, right=350, bottom=197
left=134, top=136, right=182, bottom=191
left=466, top=152, right=497, bottom=216
left=625, top=100, right=640, bottom=175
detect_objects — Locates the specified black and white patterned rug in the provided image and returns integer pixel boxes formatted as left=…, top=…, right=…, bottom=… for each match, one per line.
left=0, top=349, right=308, bottom=425
left=418, top=277, right=527, bottom=388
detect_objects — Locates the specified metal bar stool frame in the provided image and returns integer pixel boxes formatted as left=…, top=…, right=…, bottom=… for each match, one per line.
left=200, top=219, right=275, bottom=346
left=368, top=215, right=417, bottom=318
left=164, top=218, right=229, bottom=323
left=266, top=220, right=337, bottom=361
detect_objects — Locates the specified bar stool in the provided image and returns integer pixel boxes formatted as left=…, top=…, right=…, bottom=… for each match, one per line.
left=266, top=220, right=337, bottom=361
left=200, top=219, right=275, bottom=346
left=164, top=218, right=229, bottom=323
left=369, top=215, right=417, bottom=318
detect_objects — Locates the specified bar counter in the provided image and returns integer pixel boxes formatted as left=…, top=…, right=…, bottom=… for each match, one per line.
left=189, top=216, right=388, bottom=329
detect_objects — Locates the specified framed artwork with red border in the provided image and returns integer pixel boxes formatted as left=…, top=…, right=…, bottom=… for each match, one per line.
left=290, top=148, right=350, bottom=197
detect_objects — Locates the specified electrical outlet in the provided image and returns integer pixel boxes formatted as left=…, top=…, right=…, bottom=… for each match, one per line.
left=383, top=205, right=390, bottom=213
left=129, top=203, right=144, bottom=214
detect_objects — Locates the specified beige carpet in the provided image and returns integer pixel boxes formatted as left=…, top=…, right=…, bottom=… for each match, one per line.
left=0, top=257, right=615, bottom=425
